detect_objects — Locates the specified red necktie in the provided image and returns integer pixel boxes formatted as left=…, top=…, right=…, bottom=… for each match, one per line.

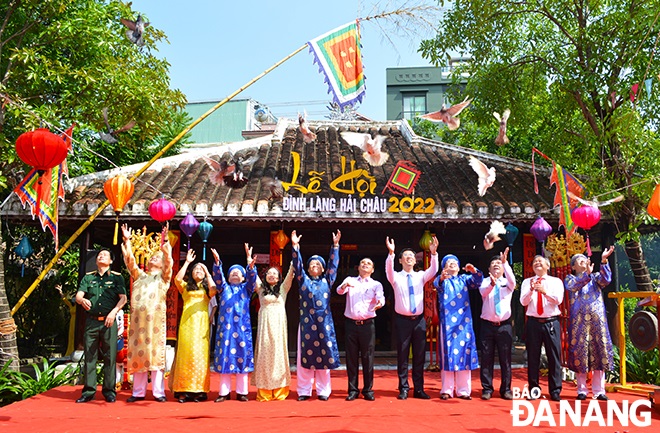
left=536, top=278, right=544, bottom=316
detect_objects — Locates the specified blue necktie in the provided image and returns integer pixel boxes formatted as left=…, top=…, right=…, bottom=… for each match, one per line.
left=494, top=280, right=502, bottom=316
left=407, top=274, right=416, bottom=314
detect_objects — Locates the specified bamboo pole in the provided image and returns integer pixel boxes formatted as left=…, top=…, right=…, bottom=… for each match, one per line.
left=10, top=43, right=308, bottom=316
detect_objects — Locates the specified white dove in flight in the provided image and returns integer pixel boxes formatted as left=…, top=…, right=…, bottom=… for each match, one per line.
left=468, top=156, right=496, bottom=196
left=483, top=220, right=507, bottom=250
left=340, top=131, right=390, bottom=166
left=298, top=111, right=316, bottom=144
left=418, top=96, right=472, bottom=130
left=493, top=109, right=511, bottom=146
left=567, top=191, right=624, bottom=208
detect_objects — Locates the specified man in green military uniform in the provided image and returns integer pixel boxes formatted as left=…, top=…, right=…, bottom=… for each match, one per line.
left=75, top=249, right=127, bottom=403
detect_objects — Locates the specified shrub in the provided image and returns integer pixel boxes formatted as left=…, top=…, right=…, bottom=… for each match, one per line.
left=0, top=359, right=79, bottom=407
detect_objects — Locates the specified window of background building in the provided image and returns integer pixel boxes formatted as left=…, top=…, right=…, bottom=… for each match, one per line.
left=402, top=93, right=427, bottom=123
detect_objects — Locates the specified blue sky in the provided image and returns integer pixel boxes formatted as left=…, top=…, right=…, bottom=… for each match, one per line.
left=132, top=0, right=440, bottom=121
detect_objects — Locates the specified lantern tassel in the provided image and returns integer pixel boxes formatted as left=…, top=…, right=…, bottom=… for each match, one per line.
left=541, top=240, right=546, bottom=258
left=585, top=233, right=592, bottom=256
left=113, top=217, right=119, bottom=245
left=203, top=242, right=207, bottom=261
left=21, top=263, right=25, bottom=277
left=509, top=249, right=513, bottom=264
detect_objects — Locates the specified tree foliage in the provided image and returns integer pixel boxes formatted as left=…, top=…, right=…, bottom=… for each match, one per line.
left=0, top=0, right=188, bottom=188
left=0, top=0, right=192, bottom=363
left=419, top=0, right=660, bottom=289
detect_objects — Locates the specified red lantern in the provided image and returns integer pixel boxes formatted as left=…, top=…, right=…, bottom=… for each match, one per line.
left=149, top=197, right=177, bottom=224
left=149, top=197, right=177, bottom=246
left=571, top=205, right=601, bottom=256
left=15, top=128, right=69, bottom=215
left=104, top=174, right=135, bottom=245
left=16, top=128, right=69, bottom=173
left=647, top=184, right=660, bottom=220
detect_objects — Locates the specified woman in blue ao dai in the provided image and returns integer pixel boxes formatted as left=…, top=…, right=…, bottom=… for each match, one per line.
left=211, top=245, right=257, bottom=402
left=291, top=229, right=341, bottom=401
left=434, top=254, right=483, bottom=400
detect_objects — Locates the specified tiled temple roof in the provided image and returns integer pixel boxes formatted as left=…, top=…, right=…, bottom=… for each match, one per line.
left=4, top=119, right=559, bottom=224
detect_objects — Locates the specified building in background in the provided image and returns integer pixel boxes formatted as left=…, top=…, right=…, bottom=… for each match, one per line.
left=386, top=58, right=469, bottom=124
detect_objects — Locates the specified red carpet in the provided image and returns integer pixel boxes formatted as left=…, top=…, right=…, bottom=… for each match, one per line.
left=1, top=369, right=658, bottom=432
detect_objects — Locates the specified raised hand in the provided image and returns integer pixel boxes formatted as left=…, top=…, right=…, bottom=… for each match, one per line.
left=500, top=247, right=509, bottom=264
left=121, top=223, right=132, bottom=242
left=385, top=236, right=395, bottom=254
left=186, top=249, right=196, bottom=263
left=245, top=243, right=254, bottom=264
left=602, top=245, right=615, bottom=261
left=429, top=235, right=439, bottom=254
left=332, top=229, right=341, bottom=246
left=291, top=230, right=301, bottom=248
left=211, top=248, right=220, bottom=265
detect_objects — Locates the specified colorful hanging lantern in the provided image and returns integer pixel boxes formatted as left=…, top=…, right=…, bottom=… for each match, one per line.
left=14, top=235, right=34, bottom=277
left=530, top=216, right=553, bottom=257
left=503, top=223, right=519, bottom=263
left=647, top=184, right=660, bottom=220
left=197, top=218, right=213, bottom=260
left=149, top=196, right=176, bottom=246
left=103, top=174, right=134, bottom=245
left=15, top=128, right=69, bottom=215
left=571, top=205, right=601, bottom=256
left=180, top=213, right=200, bottom=250
left=148, top=196, right=177, bottom=224
left=272, top=229, right=290, bottom=250
left=418, top=229, right=434, bottom=252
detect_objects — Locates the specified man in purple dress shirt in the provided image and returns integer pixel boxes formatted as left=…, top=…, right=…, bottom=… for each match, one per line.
left=337, top=258, right=385, bottom=401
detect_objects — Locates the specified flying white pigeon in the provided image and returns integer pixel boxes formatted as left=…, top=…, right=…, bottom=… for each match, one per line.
left=468, top=155, right=496, bottom=196
left=483, top=220, right=507, bottom=250
left=340, top=131, right=390, bottom=166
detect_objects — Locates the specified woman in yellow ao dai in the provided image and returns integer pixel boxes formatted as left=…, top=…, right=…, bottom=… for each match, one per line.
left=172, top=249, right=217, bottom=402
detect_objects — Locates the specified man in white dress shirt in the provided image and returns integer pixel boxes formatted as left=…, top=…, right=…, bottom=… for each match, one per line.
left=520, top=255, right=564, bottom=401
left=385, top=235, right=438, bottom=400
left=479, top=248, right=516, bottom=400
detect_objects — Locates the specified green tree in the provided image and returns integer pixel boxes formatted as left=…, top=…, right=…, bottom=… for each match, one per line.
left=0, top=0, right=191, bottom=368
left=419, top=0, right=660, bottom=290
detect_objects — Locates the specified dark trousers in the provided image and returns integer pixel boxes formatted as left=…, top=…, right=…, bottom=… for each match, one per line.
left=394, top=313, right=426, bottom=392
left=81, top=317, right=118, bottom=399
left=525, top=317, right=562, bottom=396
left=344, top=318, right=376, bottom=397
left=479, top=319, right=513, bottom=395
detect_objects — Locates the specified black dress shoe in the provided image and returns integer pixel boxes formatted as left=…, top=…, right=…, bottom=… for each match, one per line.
left=457, top=395, right=472, bottom=400
left=596, top=394, right=608, bottom=401
left=236, top=394, right=249, bottom=402
left=154, top=396, right=167, bottom=402
left=105, top=395, right=116, bottom=403
left=364, top=394, right=375, bottom=401
left=194, top=393, right=207, bottom=402
left=178, top=397, right=187, bottom=403
left=502, top=391, right=514, bottom=400
left=550, top=393, right=561, bottom=401
left=76, top=395, right=94, bottom=403
left=413, top=390, right=431, bottom=399
left=297, top=395, right=311, bottom=401
left=318, top=395, right=329, bottom=401
left=215, top=394, right=229, bottom=402
left=397, top=390, right=408, bottom=400
left=481, top=392, right=492, bottom=400
left=440, top=393, right=450, bottom=400
left=576, top=393, right=587, bottom=400
left=345, top=393, right=358, bottom=401
left=126, top=396, right=145, bottom=403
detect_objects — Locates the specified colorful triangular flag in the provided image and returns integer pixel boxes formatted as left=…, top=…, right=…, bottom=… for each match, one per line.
left=307, top=21, right=366, bottom=110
